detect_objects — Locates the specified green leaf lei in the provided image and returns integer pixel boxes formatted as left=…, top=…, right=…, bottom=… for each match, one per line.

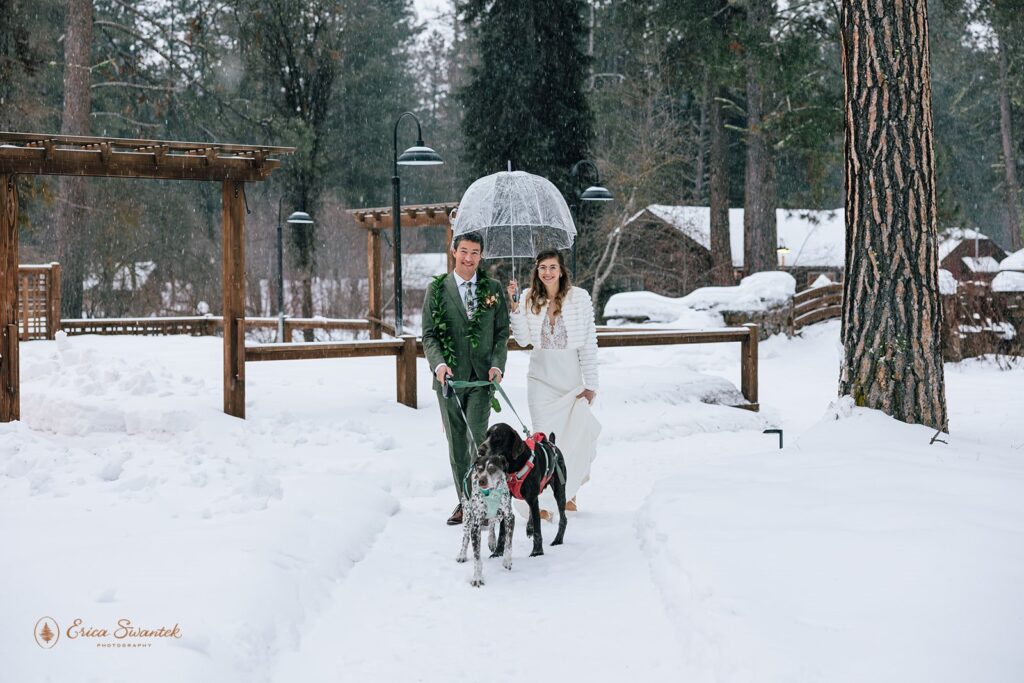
left=430, top=270, right=496, bottom=369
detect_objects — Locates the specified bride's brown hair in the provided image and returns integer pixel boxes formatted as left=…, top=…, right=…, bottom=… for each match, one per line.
left=526, top=249, right=572, bottom=316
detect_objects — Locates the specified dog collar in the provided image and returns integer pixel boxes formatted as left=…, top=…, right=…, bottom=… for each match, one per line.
left=479, top=486, right=504, bottom=518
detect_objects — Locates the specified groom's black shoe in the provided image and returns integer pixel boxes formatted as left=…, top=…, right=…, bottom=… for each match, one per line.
left=446, top=503, right=463, bottom=526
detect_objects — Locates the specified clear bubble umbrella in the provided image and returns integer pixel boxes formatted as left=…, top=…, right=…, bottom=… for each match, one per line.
left=452, top=170, right=576, bottom=259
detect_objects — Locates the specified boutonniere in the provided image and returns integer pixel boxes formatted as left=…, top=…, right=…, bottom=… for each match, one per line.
left=482, top=293, right=498, bottom=309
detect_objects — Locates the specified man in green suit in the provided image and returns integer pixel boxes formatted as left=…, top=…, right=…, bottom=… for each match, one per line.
left=422, top=232, right=510, bottom=525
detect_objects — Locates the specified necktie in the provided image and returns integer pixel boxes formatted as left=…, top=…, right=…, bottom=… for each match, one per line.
left=464, top=281, right=476, bottom=316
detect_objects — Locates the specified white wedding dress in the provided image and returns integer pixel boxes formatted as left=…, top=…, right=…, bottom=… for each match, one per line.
left=513, top=313, right=601, bottom=519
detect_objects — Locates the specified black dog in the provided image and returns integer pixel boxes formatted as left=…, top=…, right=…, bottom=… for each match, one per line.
left=477, top=423, right=567, bottom=557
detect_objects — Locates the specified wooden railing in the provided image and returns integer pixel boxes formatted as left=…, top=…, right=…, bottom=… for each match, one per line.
left=243, top=324, right=761, bottom=412
left=16, top=263, right=61, bottom=340
left=60, top=316, right=374, bottom=338
left=791, top=283, right=843, bottom=333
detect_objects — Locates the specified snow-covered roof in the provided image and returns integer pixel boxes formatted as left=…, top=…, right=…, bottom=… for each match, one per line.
left=939, top=227, right=991, bottom=262
left=961, top=256, right=1001, bottom=273
left=402, top=253, right=447, bottom=289
left=1000, top=248, right=1024, bottom=272
left=938, top=269, right=958, bottom=295
left=992, top=271, right=1024, bottom=292
left=628, top=205, right=845, bottom=268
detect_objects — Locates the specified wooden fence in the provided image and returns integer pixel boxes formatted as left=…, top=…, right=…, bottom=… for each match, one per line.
left=16, top=263, right=60, bottom=340
left=791, top=283, right=843, bottom=333
left=244, top=324, right=761, bottom=412
left=59, top=316, right=374, bottom=339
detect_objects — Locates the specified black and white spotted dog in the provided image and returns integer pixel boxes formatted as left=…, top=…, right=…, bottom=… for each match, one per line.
left=456, top=451, right=515, bottom=587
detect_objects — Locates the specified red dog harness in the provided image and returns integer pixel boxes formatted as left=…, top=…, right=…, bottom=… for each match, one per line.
left=507, top=432, right=556, bottom=500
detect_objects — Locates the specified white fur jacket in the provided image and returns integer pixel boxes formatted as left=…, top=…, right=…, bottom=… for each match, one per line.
left=509, top=286, right=599, bottom=390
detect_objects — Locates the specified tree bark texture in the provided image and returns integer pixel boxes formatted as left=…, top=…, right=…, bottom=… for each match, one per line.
left=839, top=0, right=948, bottom=431
left=743, top=0, right=778, bottom=275
left=709, top=86, right=733, bottom=285
left=694, top=72, right=711, bottom=202
left=998, top=39, right=1022, bottom=252
left=55, top=0, right=92, bottom=318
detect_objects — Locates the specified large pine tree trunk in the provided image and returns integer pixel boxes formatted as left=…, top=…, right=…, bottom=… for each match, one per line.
left=55, top=0, right=92, bottom=318
left=709, top=85, right=733, bottom=285
left=743, top=0, right=778, bottom=275
left=694, top=72, right=711, bottom=202
left=839, top=0, right=948, bottom=431
left=997, top=38, right=1023, bottom=252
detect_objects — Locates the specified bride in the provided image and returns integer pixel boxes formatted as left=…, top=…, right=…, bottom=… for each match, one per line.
left=507, top=249, right=601, bottom=520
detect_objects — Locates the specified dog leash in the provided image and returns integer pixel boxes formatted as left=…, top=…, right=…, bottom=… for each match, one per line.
left=445, top=378, right=564, bottom=498
left=445, top=378, right=529, bottom=500
left=445, top=378, right=531, bottom=437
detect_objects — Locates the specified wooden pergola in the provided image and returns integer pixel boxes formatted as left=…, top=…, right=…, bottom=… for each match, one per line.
left=0, top=131, right=294, bottom=422
left=348, top=201, right=457, bottom=338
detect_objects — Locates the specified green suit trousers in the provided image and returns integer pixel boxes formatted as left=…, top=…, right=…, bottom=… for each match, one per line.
left=436, top=375, right=492, bottom=499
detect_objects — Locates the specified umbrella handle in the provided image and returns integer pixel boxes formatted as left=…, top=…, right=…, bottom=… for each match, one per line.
left=511, top=255, right=519, bottom=302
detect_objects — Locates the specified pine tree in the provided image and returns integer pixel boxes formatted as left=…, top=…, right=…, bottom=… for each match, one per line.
left=237, top=0, right=417, bottom=332
left=55, top=0, right=93, bottom=318
left=457, top=0, right=593, bottom=201
left=839, top=0, right=948, bottom=430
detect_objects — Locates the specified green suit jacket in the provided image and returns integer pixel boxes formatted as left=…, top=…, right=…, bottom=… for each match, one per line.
left=421, top=272, right=510, bottom=388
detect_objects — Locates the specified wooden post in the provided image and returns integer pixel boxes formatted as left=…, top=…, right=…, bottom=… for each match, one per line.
left=48, top=262, right=61, bottom=339
left=367, top=229, right=382, bottom=339
left=19, top=272, right=28, bottom=340
left=740, top=323, right=759, bottom=408
left=395, top=334, right=418, bottom=408
left=0, top=174, right=19, bottom=421
left=222, top=181, right=246, bottom=418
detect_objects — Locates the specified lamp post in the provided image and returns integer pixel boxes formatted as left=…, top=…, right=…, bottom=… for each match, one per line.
left=392, top=111, right=443, bottom=336
left=569, top=159, right=614, bottom=275
left=275, top=201, right=313, bottom=342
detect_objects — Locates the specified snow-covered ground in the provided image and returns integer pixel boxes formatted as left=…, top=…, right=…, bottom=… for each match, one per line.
left=3, top=322, right=1023, bottom=682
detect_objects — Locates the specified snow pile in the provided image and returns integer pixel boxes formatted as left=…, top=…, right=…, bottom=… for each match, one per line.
left=637, top=404, right=1024, bottom=683
left=602, top=290, right=726, bottom=326
left=938, top=268, right=958, bottom=294
left=682, top=271, right=796, bottom=312
left=605, top=272, right=795, bottom=324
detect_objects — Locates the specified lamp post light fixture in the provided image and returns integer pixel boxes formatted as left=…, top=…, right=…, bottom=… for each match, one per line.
left=392, top=111, right=443, bottom=337
left=776, top=241, right=791, bottom=268
left=569, top=159, right=614, bottom=275
left=275, top=205, right=313, bottom=342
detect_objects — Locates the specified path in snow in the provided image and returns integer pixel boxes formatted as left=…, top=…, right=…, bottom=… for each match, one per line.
left=271, top=450, right=697, bottom=681
left=270, top=433, right=770, bottom=682
left=269, top=329, right=831, bottom=681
